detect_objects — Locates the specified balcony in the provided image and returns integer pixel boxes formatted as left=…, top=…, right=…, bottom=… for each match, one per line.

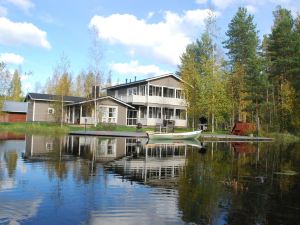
left=118, top=95, right=187, bottom=106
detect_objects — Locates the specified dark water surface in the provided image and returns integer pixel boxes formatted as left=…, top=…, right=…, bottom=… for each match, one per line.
left=0, top=133, right=299, bottom=225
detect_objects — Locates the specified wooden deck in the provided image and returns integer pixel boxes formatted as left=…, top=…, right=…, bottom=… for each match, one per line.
left=200, top=134, right=273, bottom=141
left=69, top=131, right=273, bottom=141
left=69, top=130, right=148, bottom=138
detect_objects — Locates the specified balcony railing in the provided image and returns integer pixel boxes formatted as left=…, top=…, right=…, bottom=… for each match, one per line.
left=118, top=95, right=187, bottom=106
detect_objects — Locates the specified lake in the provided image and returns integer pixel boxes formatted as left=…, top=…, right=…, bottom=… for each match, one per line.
left=0, top=132, right=299, bottom=225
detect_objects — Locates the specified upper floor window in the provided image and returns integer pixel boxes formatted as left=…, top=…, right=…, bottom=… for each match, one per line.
left=176, top=89, right=184, bottom=99
left=140, top=85, right=146, bottom=96
left=163, top=87, right=175, bottom=98
left=149, top=85, right=162, bottom=96
left=128, top=87, right=137, bottom=96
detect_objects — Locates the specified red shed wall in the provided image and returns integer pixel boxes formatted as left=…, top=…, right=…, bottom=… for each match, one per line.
left=0, top=113, right=26, bottom=122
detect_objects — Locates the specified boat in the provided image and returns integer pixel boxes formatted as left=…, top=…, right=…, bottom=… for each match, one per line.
left=147, top=130, right=202, bottom=140
left=147, top=138, right=203, bottom=148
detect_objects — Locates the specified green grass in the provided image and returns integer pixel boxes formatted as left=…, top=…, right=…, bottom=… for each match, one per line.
left=266, top=132, right=300, bottom=143
left=0, top=122, right=70, bottom=134
left=0, top=122, right=197, bottom=134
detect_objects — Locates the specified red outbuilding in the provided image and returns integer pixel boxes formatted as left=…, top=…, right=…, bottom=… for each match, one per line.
left=0, top=101, right=28, bottom=123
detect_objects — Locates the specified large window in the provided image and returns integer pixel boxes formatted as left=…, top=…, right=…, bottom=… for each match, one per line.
left=128, top=87, right=137, bottom=96
left=149, top=85, right=162, bottom=96
left=176, top=89, right=184, bottom=99
left=140, top=107, right=147, bottom=119
left=140, top=85, right=146, bottom=96
left=99, top=106, right=117, bottom=123
left=163, top=108, right=174, bottom=119
left=149, top=107, right=161, bottom=118
left=127, top=110, right=138, bottom=125
left=175, top=109, right=186, bottom=120
left=163, top=87, right=175, bottom=98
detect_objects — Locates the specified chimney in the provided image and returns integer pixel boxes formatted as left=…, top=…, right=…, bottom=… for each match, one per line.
left=134, top=76, right=136, bottom=82
left=126, top=78, right=128, bottom=83
left=129, top=79, right=131, bottom=83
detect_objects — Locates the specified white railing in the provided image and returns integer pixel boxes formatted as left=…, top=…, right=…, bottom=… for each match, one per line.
left=80, top=117, right=95, bottom=125
left=118, top=95, right=186, bottom=106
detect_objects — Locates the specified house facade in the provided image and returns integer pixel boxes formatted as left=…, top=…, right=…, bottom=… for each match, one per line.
left=23, top=73, right=188, bottom=127
left=105, top=73, right=188, bottom=127
left=25, top=93, right=86, bottom=122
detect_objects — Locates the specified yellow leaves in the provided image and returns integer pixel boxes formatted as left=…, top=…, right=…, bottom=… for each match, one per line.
left=281, top=80, right=295, bottom=114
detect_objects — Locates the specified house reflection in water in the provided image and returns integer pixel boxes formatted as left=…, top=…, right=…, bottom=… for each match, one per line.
left=107, top=141, right=201, bottom=186
left=24, top=134, right=204, bottom=186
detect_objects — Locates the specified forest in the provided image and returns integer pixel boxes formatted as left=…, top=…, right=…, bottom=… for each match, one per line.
left=178, top=6, right=299, bottom=134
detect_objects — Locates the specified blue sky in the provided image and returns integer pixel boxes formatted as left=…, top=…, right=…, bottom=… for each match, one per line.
left=0, top=0, right=299, bottom=93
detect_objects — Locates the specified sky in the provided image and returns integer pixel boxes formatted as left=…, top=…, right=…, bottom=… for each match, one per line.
left=0, top=0, right=299, bottom=93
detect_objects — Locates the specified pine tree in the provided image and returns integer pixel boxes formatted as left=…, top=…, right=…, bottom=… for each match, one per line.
left=224, top=7, right=265, bottom=133
left=266, top=7, right=298, bottom=131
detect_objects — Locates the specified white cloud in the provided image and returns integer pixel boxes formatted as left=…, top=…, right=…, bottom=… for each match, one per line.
left=5, top=0, right=34, bottom=11
left=208, top=0, right=299, bottom=12
left=89, top=9, right=219, bottom=66
left=0, top=6, right=8, bottom=16
left=111, top=60, right=169, bottom=77
left=0, top=53, right=24, bottom=64
left=147, top=11, right=154, bottom=19
left=0, top=17, right=51, bottom=49
left=211, top=0, right=235, bottom=9
left=195, top=0, right=208, bottom=4
left=246, top=5, right=257, bottom=13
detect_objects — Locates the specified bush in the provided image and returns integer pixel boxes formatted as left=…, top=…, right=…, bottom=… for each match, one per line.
left=95, top=122, right=117, bottom=131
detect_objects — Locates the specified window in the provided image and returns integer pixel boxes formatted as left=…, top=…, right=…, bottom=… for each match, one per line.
left=163, top=108, right=174, bottom=119
left=46, top=143, right=53, bottom=151
left=149, top=85, right=162, bottom=96
left=128, top=87, right=137, bottom=96
left=82, top=105, right=92, bottom=117
left=140, top=85, right=146, bottom=96
left=140, top=107, right=147, bottom=119
left=176, top=89, right=183, bottom=99
left=175, top=109, right=186, bottom=120
left=99, top=106, right=117, bottom=123
left=149, top=107, right=161, bottom=118
left=48, top=108, right=55, bottom=114
left=127, top=110, right=138, bottom=125
left=163, top=87, right=175, bottom=98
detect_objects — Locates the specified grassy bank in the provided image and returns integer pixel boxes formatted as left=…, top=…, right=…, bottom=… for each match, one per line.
left=0, top=122, right=70, bottom=134
left=265, top=132, right=300, bottom=143
left=0, top=122, right=193, bottom=134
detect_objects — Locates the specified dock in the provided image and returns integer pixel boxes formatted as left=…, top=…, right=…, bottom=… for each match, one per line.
left=69, top=130, right=148, bottom=138
left=69, top=131, right=273, bottom=141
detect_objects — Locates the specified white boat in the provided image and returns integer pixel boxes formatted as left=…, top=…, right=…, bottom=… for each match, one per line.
left=147, top=138, right=203, bottom=148
left=147, top=130, right=202, bottom=140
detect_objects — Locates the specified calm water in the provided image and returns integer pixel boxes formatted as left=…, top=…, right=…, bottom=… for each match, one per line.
left=0, top=133, right=299, bottom=225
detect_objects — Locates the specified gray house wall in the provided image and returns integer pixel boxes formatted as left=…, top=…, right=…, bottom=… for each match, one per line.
left=33, top=101, right=55, bottom=122
left=26, top=102, right=33, bottom=122
left=149, top=76, right=181, bottom=88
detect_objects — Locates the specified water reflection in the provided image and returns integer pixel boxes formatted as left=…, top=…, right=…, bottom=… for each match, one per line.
left=0, top=132, right=299, bottom=225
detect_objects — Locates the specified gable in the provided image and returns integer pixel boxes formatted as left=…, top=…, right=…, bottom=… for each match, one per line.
left=148, top=76, right=182, bottom=88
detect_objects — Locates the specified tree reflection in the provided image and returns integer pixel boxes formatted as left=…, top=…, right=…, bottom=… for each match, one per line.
left=4, top=152, right=18, bottom=177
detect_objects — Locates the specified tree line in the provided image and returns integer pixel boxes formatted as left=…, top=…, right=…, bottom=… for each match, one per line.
left=178, top=6, right=300, bottom=133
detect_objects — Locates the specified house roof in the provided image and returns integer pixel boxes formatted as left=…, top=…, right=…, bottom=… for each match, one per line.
left=105, top=73, right=184, bottom=90
left=2, top=101, right=28, bottom=113
left=66, top=96, right=135, bottom=109
left=26, top=93, right=86, bottom=103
